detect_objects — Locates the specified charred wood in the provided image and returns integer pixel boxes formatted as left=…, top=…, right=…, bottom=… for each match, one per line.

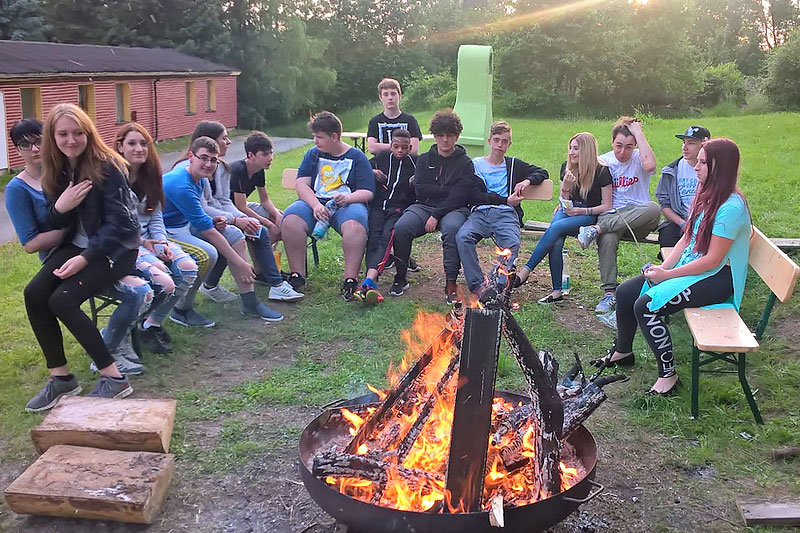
left=313, top=451, right=445, bottom=489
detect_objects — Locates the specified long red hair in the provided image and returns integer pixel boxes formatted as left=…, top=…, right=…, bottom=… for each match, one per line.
left=115, top=122, right=164, bottom=211
left=684, top=138, right=749, bottom=254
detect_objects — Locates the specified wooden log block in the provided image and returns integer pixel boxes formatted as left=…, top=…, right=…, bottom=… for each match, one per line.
left=736, top=496, right=800, bottom=527
left=4, top=445, right=174, bottom=524
left=31, top=396, right=177, bottom=454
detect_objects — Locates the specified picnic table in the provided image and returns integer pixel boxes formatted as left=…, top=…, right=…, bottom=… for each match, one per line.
left=341, top=132, right=435, bottom=153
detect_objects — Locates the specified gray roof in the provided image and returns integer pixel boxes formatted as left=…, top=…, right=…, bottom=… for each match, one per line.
left=0, top=40, right=239, bottom=78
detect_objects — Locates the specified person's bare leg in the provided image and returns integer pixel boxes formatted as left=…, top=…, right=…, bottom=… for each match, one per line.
left=282, top=214, right=309, bottom=277
left=341, top=220, right=367, bottom=280
left=232, top=239, right=255, bottom=294
left=649, top=375, right=679, bottom=393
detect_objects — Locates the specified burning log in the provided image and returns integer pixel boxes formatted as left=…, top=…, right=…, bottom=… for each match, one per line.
left=313, top=451, right=444, bottom=489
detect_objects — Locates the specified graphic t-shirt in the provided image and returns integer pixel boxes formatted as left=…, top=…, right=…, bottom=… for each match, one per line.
left=367, top=112, right=423, bottom=145
left=229, top=159, right=265, bottom=199
left=297, top=147, right=375, bottom=200
left=473, top=157, right=512, bottom=211
left=676, top=158, right=699, bottom=210
left=599, top=149, right=654, bottom=209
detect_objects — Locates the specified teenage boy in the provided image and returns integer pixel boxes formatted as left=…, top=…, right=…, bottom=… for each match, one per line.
left=390, top=109, right=475, bottom=303
left=354, top=129, right=417, bottom=303
left=655, top=125, right=710, bottom=248
left=163, top=136, right=283, bottom=324
left=576, top=117, right=660, bottom=314
left=230, top=131, right=284, bottom=244
left=281, top=111, right=375, bottom=301
left=457, top=121, right=548, bottom=297
left=367, top=78, right=423, bottom=156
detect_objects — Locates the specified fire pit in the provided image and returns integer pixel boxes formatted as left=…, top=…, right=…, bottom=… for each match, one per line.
left=298, top=254, right=622, bottom=532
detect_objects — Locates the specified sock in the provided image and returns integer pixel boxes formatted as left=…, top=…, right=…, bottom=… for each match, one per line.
left=240, top=291, right=258, bottom=309
left=109, top=375, right=126, bottom=381
left=55, top=374, right=74, bottom=382
left=362, top=278, right=377, bottom=289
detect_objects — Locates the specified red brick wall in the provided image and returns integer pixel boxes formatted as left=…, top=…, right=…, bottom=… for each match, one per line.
left=1, top=74, right=237, bottom=170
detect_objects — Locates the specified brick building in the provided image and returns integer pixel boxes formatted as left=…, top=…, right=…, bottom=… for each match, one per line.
left=0, top=40, right=240, bottom=170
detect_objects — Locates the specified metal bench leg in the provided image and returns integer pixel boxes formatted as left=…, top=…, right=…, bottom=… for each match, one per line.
left=130, top=327, right=143, bottom=358
left=691, top=345, right=700, bottom=419
left=89, top=297, right=99, bottom=326
left=311, top=240, right=320, bottom=267
left=737, top=352, right=763, bottom=425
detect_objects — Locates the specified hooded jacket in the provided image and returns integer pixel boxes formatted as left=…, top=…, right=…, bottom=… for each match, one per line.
left=469, top=156, right=549, bottom=225
left=655, top=156, right=690, bottom=230
left=370, top=150, right=417, bottom=212
left=413, top=144, right=475, bottom=220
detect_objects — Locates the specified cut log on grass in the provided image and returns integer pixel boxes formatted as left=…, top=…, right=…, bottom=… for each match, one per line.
left=30, top=396, right=177, bottom=454
left=736, top=496, right=800, bottom=527
left=772, top=446, right=800, bottom=460
left=4, top=445, right=174, bottom=524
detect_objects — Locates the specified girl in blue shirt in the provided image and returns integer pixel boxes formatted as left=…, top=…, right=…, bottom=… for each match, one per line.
left=592, top=139, right=751, bottom=395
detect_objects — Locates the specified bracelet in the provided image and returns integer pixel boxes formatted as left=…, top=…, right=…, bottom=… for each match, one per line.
left=585, top=208, right=589, bottom=215
left=232, top=217, right=237, bottom=225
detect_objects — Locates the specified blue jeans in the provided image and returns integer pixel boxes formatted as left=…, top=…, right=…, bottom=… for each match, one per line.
left=523, top=209, right=596, bottom=290
left=246, top=226, right=283, bottom=286
left=456, top=208, right=520, bottom=292
left=102, top=279, right=153, bottom=351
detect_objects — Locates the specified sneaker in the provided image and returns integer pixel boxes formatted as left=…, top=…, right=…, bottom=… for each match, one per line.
left=200, top=283, right=238, bottom=303
left=355, top=284, right=384, bottom=305
left=595, top=292, right=616, bottom=314
left=341, top=278, right=358, bottom=302
left=89, top=352, right=145, bottom=376
left=25, top=376, right=82, bottom=412
left=389, top=277, right=409, bottom=297
left=170, top=307, right=215, bottom=328
left=445, top=280, right=459, bottom=305
left=288, top=272, right=306, bottom=292
left=577, top=225, right=599, bottom=249
left=383, top=255, right=395, bottom=269
left=407, top=257, right=421, bottom=272
left=138, top=323, right=172, bottom=354
left=116, top=336, right=143, bottom=363
left=241, top=302, right=284, bottom=322
left=269, top=280, right=304, bottom=301
left=87, top=376, right=133, bottom=399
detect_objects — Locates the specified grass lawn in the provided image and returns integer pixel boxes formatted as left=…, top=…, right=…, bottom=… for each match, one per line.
left=2, top=112, right=800, bottom=531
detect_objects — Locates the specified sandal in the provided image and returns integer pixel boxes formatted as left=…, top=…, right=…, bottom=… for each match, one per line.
left=646, top=377, right=682, bottom=396
left=537, top=293, right=564, bottom=305
left=589, top=339, right=636, bottom=368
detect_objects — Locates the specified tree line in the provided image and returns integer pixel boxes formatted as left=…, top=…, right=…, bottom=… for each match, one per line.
left=2, top=0, right=799, bottom=128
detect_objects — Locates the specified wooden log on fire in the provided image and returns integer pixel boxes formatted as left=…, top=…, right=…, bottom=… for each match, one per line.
left=312, top=451, right=444, bottom=489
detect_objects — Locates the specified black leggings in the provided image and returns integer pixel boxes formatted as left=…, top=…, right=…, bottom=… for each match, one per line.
left=616, top=266, right=733, bottom=378
left=24, top=244, right=137, bottom=370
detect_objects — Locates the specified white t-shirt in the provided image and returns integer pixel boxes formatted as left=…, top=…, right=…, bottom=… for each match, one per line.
left=599, top=149, right=654, bottom=209
left=676, top=158, right=699, bottom=210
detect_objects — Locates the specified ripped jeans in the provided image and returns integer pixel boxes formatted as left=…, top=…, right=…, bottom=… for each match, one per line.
left=103, top=276, right=154, bottom=351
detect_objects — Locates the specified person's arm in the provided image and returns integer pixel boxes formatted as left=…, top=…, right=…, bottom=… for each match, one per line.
left=627, top=121, right=656, bottom=173
left=233, top=191, right=269, bottom=225
left=197, top=226, right=254, bottom=284
left=655, top=169, right=684, bottom=226
left=6, top=184, right=66, bottom=253
left=661, top=207, right=685, bottom=227
left=367, top=137, right=391, bottom=155
left=200, top=178, right=231, bottom=219
left=660, top=231, right=690, bottom=270
left=647, top=234, right=732, bottom=282
left=333, top=154, right=375, bottom=206
left=81, top=165, right=141, bottom=263
left=587, top=184, right=613, bottom=216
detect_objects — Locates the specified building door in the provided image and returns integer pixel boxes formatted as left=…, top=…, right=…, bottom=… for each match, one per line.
left=0, top=92, right=8, bottom=170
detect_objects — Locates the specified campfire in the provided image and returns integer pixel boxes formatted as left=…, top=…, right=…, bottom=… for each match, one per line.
left=299, top=252, right=624, bottom=531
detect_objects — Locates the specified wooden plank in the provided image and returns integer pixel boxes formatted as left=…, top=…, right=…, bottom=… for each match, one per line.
left=771, top=237, right=800, bottom=251
left=31, top=396, right=176, bottom=454
left=521, top=179, right=553, bottom=201
left=281, top=168, right=298, bottom=189
left=749, top=226, right=800, bottom=303
left=660, top=247, right=674, bottom=258
left=683, top=307, right=759, bottom=352
left=445, top=308, right=502, bottom=513
left=4, top=445, right=174, bottom=524
left=522, top=220, right=660, bottom=244
left=736, top=496, right=800, bottom=527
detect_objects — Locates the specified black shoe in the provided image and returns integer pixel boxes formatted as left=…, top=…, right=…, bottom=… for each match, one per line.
left=383, top=255, right=395, bottom=269
left=407, top=257, right=421, bottom=272
left=590, top=339, right=635, bottom=368
left=288, top=272, right=306, bottom=292
left=537, top=293, right=564, bottom=305
left=341, top=278, right=358, bottom=302
left=138, top=323, right=173, bottom=354
left=646, top=377, right=682, bottom=396
left=389, top=277, right=410, bottom=297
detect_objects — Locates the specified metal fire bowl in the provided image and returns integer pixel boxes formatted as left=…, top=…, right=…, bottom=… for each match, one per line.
left=299, top=390, right=602, bottom=533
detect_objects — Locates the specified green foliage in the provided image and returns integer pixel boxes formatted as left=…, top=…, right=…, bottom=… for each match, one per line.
left=402, top=67, right=457, bottom=112
left=697, top=62, right=747, bottom=108
left=765, top=30, right=800, bottom=110
left=0, top=0, right=46, bottom=40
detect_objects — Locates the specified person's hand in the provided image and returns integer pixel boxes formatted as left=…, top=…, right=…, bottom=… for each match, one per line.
left=627, top=120, right=644, bottom=137
left=213, top=216, right=227, bottom=231
left=53, top=255, right=88, bottom=279
left=425, top=216, right=438, bottom=233
left=156, top=241, right=174, bottom=261
left=562, top=169, right=577, bottom=190
left=373, top=169, right=388, bottom=185
left=230, top=258, right=256, bottom=285
left=644, top=265, right=671, bottom=284
left=333, top=193, right=351, bottom=207
left=507, top=190, right=524, bottom=207
left=313, top=202, right=331, bottom=222
left=513, top=180, right=530, bottom=196
left=142, top=239, right=158, bottom=254
left=236, top=217, right=261, bottom=236
left=54, top=180, right=92, bottom=213
left=565, top=207, right=585, bottom=217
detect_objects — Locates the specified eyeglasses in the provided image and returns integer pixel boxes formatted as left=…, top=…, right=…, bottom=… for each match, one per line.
left=17, top=139, right=41, bottom=151
left=195, top=154, right=220, bottom=166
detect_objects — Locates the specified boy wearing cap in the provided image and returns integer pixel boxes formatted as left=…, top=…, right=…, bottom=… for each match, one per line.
left=655, top=125, right=711, bottom=248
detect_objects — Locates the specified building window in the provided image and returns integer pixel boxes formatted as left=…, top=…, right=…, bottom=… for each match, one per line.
left=20, top=87, right=42, bottom=120
left=206, top=80, right=216, bottom=112
left=185, top=81, right=196, bottom=114
left=78, top=84, right=96, bottom=121
left=115, top=83, right=130, bottom=123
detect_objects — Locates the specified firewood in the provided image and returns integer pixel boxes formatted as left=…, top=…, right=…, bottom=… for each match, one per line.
left=313, top=451, right=444, bottom=490
left=773, top=447, right=800, bottom=460
left=491, top=403, right=533, bottom=446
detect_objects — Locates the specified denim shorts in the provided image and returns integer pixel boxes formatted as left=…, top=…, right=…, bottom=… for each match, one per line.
left=283, top=200, right=369, bottom=235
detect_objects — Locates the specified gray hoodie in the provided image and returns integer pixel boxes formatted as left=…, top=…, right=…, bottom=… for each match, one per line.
left=132, top=190, right=167, bottom=242
left=655, top=157, right=689, bottom=230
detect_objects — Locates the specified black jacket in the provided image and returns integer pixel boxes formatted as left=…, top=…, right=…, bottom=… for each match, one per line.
left=47, top=161, right=141, bottom=264
left=470, top=156, right=549, bottom=225
left=370, top=151, right=417, bottom=211
left=413, top=144, right=475, bottom=220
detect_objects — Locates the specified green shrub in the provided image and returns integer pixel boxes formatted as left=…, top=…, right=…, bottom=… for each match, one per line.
left=765, top=30, right=800, bottom=109
left=402, top=68, right=456, bottom=112
left=697, top=62, right=747, bottom=108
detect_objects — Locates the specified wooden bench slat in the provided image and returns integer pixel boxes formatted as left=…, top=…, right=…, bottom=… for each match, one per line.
left=683, top=307, right=759, bottom=352
left=737, top=497, right=800, bottom=527
left=749, top=227, right=800, bottom=303
left=523, top=220, right=660, bottom=244
left=520, top=179, right=553, bottom=201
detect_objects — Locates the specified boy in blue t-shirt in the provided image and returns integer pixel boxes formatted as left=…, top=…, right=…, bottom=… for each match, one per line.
left=281, top=111, right=375, bottom=301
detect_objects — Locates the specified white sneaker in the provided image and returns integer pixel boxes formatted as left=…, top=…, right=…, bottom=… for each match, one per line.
left=200, top=284, right=238, bottom=303
left=269, top=280, right=304, bottom=301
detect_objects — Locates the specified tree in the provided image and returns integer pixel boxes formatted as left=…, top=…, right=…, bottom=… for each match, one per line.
left=0, top=0, right=47, bottom=40
left=765, top=29, right=800, bottom=108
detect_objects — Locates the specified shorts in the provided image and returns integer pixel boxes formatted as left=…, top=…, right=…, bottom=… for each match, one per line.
left=283, top=200, right=369, bottom=236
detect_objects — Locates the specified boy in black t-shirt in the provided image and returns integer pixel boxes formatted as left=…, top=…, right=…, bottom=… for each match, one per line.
left=367, top=78, right=423, bottom=156
left=230, top=132, right=283, bottom=243
left=354, top=129, right=417, bottom=304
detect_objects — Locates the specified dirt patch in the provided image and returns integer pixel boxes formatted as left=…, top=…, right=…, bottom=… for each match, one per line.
left=772, top=313, right=800, bottom=352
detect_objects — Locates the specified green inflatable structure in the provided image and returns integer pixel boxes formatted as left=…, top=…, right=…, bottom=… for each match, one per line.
left=453, top=45, right=493, bottom=157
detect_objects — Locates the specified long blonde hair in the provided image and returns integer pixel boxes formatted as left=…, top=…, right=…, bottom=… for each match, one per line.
left=41, top=103, right=128, bottom=199
left=566, top=132, right=603, bottom=199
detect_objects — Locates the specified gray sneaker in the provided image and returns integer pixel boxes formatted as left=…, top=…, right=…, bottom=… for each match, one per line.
left=25, top=376, right=82, bottom=412
left=577, top=225, right=599, bottom=249
left=116, top=336, right=142, bottom=363
left=595, top=293, right=616, bottom=314
left=89, top=352, right=145, bottom=376
left=200, top=284, right=238, bottom=303
left=170, top=307, right=215, bottom=328
left=87, top=376, right=133, bottom=399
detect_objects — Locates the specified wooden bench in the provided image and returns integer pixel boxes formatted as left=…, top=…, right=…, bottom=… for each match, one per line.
left=676, top=227, right=800, bottom=423
left=522, top=219, right=660, bottom=244
left=281, top=168, right=320, bottom=268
